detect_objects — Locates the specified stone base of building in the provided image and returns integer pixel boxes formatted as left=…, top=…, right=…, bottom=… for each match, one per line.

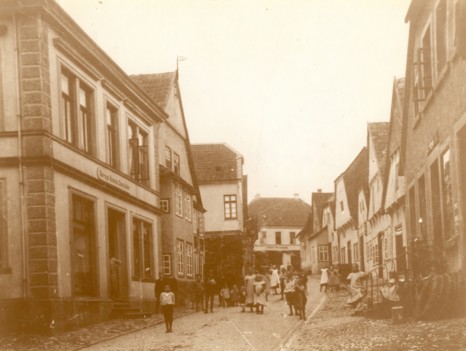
left=0, top=298, right=113, bottom=334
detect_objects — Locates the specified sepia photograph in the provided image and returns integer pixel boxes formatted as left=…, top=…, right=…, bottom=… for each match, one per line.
left=0, top=0, right=465, bottom=349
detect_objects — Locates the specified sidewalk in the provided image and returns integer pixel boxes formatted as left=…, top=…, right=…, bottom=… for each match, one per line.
left=0, top=306, right=194, bottom=350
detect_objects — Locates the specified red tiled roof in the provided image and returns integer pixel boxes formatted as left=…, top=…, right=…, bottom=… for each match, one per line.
left=191, top=144, right=243, bottom=183
left=130, top=72, right=176, bottom=109
left=248, top=197, right=311, bottom=228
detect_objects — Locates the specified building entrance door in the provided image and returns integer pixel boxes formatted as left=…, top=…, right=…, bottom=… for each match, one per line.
left=108, top=209, right=128, bottom=300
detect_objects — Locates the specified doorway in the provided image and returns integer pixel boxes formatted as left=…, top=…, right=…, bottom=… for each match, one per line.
left=108, top=209, right=128, bottom=300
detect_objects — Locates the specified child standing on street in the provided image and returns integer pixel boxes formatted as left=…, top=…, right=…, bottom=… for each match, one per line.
left=239, top=285, right=247, bottom=312
left=220, top=284, right=231, bottom=307
left=160, top=285, right=175, bottom=333
left=230, top=285, right=240, bottom=307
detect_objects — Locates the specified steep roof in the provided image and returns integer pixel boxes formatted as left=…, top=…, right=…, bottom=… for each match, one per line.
left=340, top=147, right=369, bottom=222
left=248, top=197, right=311, bottom=228
left=298, top=214, right=313, bottom=238
left=130, top=72, right=176, bottom=109
left=191, top=144, right=243, bottom=183
left=368, top=122, right=390, bottom=179
left=388, top=78, right=405, bottom=156
left=312, top=192, right=333, bottom=232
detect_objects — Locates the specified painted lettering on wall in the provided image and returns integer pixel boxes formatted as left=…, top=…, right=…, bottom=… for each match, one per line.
left=97, top=168, right=130, bottom=191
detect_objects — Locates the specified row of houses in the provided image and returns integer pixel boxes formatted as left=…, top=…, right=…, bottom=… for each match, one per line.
left=300, top=0, right=466, bottom=284
left=0, top=0, right=249, bottom=332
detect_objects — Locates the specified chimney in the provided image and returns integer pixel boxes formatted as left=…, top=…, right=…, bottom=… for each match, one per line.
left=293, top=193, right=299, bottom=199
left=317, top=189, right=322, bottom=193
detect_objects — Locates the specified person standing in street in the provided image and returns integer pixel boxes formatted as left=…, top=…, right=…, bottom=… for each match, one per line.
left=244, top=268, right=256, bottom=312
left=320, top=267, right=329, bottom=292
left=295, top=273, right=308, bottom=320
left=270, top=265, right=280, bottom=295
left=204, top=270, right=216, bottom=313
left=284, top=272, right=296, bottom=316
left=193, top=274, right=204, bottom=312
left=279, top=266, right=287, bottom=300
left=160, top=285, right=175, bottom=333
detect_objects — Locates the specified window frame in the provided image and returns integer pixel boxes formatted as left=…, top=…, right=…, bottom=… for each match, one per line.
left=162, top=254, right=172, bottom=276
left=318, top=245, right=329, bottom=262
left=161, top=199, right=170, bottom=213
left=223, top=194, right=238, bottom=220
left=173, top=152, right=180, bottom=175
left=175, top=184, right=183, bottom=217
left=184, top=193, right=192, bottom=221
left=165, top=146, right=172, bottom=170
left=128, top=119, right=150, bottom=185
left=105, top=101, right=120, bottom=169
left=59, top=66, right=96, bottom=155
left=186, top=242, right=193, bottom=278
left=132, top=217, right=154, bottom=281
left=275, top=231, right=282, bottom=245
left=176, top=239, right=184, bottom=277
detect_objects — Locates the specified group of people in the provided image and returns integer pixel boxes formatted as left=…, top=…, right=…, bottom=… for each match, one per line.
left=319, top=265, right=342, bottom=292
left=153, top=263, right=370, bottom=333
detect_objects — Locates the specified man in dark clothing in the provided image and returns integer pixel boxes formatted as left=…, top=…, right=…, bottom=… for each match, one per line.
left=204, top=271, right=216, bottom=313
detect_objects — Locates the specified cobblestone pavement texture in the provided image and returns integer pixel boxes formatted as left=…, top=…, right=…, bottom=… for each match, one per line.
left=0, top=276, right=321, bottom=351
left=285, top=288, right=466, bottom=351
left=3, top=276, right=466, bottom=350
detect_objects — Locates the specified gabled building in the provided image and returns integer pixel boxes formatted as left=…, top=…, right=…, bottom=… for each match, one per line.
left=0, top=0, right=167, bottom=332
left=365, top=122, right=390, bottom=276
left=131, top=72, right=206, bottom=301
left=191, top=143, right=247, bottom=284
left=299, top=190, right=333, bottom=274
left=384, top=78, right=407, bottom=274
left=401, top=0, right=466, bottom=274
left=334, top=148, right=368, bottom=267
left=250, top=195, right=311, bottom=270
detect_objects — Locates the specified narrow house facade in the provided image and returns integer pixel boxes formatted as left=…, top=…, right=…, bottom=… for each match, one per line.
left=132, top=72, right=206, bottom=303
left=334, top=148, right=368, bottom=268
left=401, top=0, right=466, bottom=274
left=191, top=143, right=247, bottom=284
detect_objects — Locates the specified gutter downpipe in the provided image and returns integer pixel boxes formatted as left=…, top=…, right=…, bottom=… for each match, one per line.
left=13, top=12, right=29, bottom=299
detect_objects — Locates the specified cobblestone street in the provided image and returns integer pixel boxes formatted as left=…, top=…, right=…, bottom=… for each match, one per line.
left=2, top=276, right=466, bottom=350
left=285, top=287, right=466, bottom=351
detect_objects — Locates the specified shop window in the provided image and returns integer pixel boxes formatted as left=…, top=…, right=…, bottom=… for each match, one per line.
left=132, top=218, right=153, bottom=280
left=71, top=194, right=97, bottom=296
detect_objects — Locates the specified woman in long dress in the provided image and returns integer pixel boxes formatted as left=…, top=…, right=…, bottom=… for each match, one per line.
left=244, top=268, right=256, bottom=312
left=270, top=265, right=280, bottom=295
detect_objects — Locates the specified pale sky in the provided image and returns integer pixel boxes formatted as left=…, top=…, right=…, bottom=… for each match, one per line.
left=58, top=0, right=409, bottom=204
